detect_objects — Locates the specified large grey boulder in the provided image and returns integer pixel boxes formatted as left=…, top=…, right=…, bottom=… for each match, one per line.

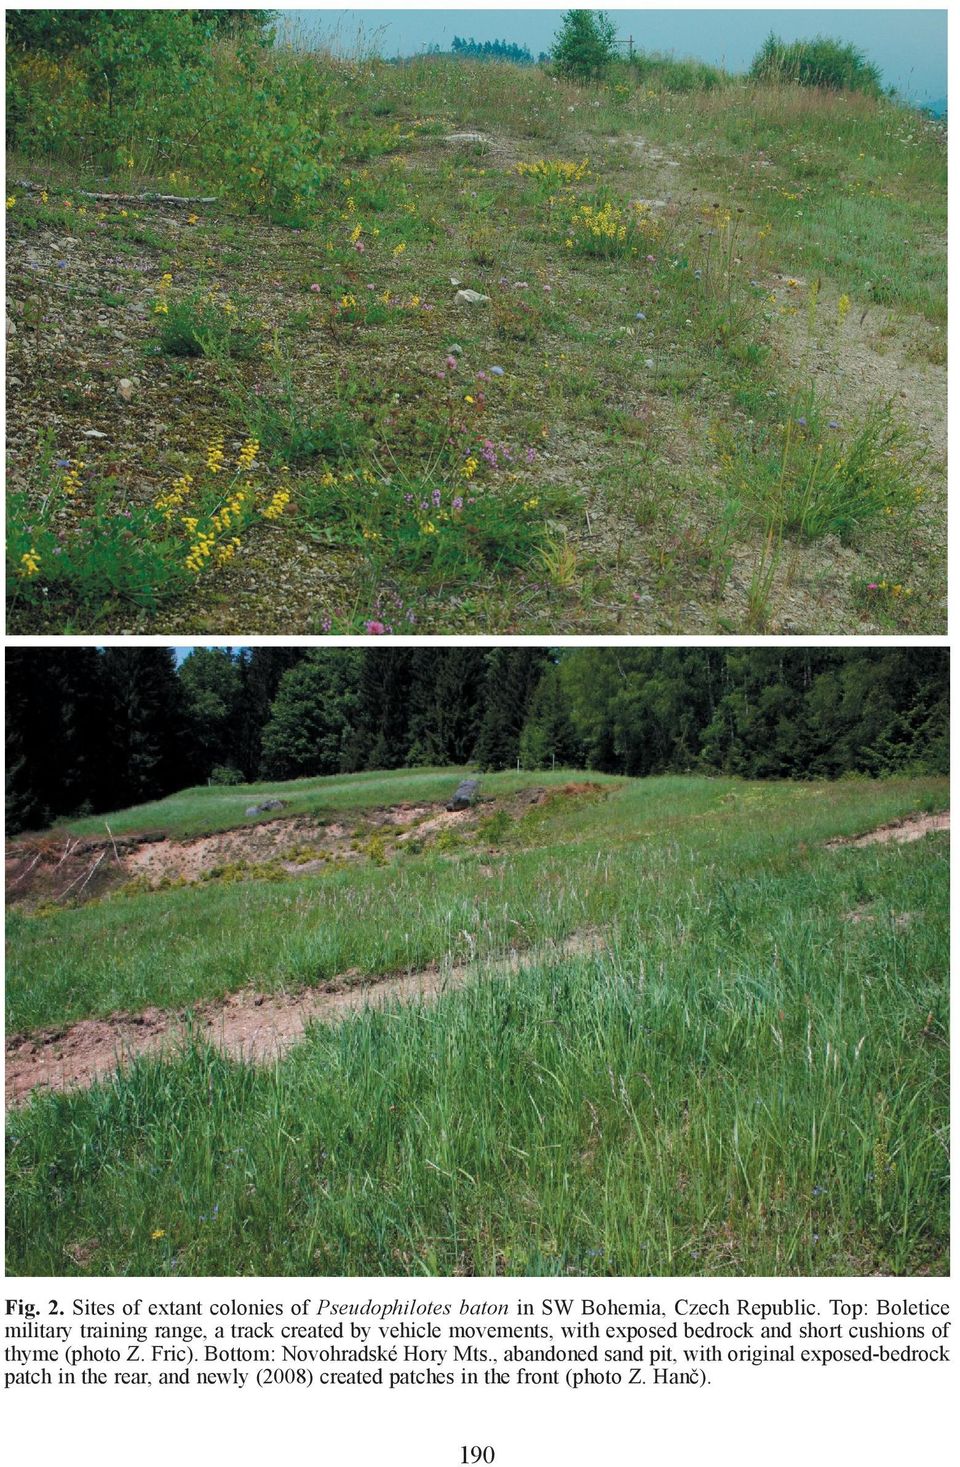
left=446, top=780, right=480, bottom=812
left=245, top=799, right=285, bottom=816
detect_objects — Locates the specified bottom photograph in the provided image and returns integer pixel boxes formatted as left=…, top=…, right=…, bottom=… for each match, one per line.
left=4, top=646, right=949, bottom=1278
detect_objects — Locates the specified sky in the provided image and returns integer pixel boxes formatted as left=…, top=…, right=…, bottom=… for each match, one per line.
left=282, top=8, right=947, bottom=104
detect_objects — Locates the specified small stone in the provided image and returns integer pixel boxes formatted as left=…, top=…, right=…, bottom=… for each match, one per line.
left=444, top=132, right=490, bottom=144
left=5, top=316, right=15, bottom=339
left=82, top=428, right=108, bottom=438
left=448, top=343, right=463, bottom=355
left=118, top=378, right=134, bottom=402
left=454, top=289, right=490, bottom=306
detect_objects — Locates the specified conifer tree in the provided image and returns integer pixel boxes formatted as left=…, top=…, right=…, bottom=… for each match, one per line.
left=519, top=664, right=580, bottom=768
left=100, top=648, right=188, bottom=807
left=474, top=648, right=550, bottom=768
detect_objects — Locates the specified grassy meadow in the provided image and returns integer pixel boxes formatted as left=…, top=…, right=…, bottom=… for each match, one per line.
left=6, top=769, right=949, bottom=1276
left=6, top=39, right=946, bottom=634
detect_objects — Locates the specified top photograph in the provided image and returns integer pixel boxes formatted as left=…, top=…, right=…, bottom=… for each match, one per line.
left=5, top=7, right=947, bottom=636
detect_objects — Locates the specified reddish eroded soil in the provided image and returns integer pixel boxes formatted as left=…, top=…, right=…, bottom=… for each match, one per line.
left=827, top=810, right=949, bottom=849
left=5, top=930, right=603, bottom=1106
left=6, top=786, right=559, bottom=909
left=6, top=829, right=132, bottom=907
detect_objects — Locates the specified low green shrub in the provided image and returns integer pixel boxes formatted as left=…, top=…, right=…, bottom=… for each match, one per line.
left=152, top=288, right=264, bottom=361
left=723, top=399, right=923, bottom=541
left=749, top=33, right=883, bottom=97
left=476, top=809, right=514, bottom=844
left=627, top=53, right=727, bottom=93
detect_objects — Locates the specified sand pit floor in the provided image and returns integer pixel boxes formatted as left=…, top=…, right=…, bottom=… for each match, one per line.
left=6, top=931, right=602, bottom=1106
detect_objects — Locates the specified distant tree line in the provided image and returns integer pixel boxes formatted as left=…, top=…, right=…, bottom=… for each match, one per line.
left=5, top=648, right=948, bottom=832
left=450, top=36, right=545, bottom=65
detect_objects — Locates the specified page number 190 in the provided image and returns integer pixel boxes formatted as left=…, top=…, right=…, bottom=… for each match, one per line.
left=460, top=1449, right=494, bottom=1464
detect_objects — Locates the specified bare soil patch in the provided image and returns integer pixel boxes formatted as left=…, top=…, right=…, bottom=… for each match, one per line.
left=5, top=786, right=560, bottom=908
left=5, top=930, right=603, bottom=1106
left=828, top=810, right=949, bottom=849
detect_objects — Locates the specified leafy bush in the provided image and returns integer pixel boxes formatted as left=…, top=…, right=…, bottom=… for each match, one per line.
left=6, top=10, right=213, bottom=107
left=209, top=765, right=245, bottom=786
left=5, top=20, right=355, bottom=225
left=208, top=41, right=334, bottom=224
left=749, top=33, right=882, bottom=97
left=551, top=10, right=618, bottom=82
left=6, top=11, right=216, bottom=153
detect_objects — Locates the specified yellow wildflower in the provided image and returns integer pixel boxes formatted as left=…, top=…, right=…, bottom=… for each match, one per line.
left=62, top=460, right=85, bottom=495
left=262, top=488, right=291, bottom=521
